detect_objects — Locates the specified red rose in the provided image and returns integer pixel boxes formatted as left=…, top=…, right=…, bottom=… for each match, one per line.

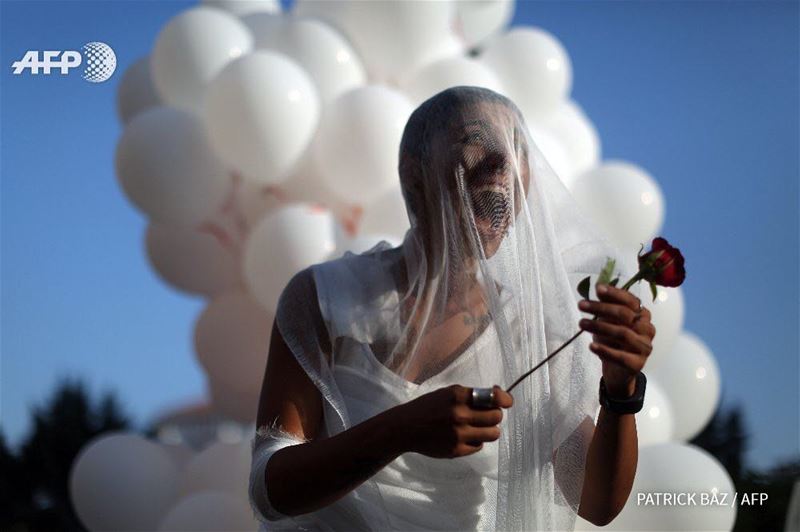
left=637, top=237, right=686, bottom=287
left=510, top=236, right=687, bottom=392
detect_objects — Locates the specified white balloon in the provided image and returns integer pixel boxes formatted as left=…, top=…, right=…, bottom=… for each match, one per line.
left=294, top=0, right=463, bottom=83
left=401, top=56, right=505, bottom=106
left=538, top=100, right=601, bottom=187
left=244, top=14, right=367, bottom=104
left=204, top=51, right=320, bottom=185
left=573, top=515, right=603, bottom=531
left=207, top=376, right=259, bottom=423
left=480, top=27, right=572, bottom=119
left=569, top=161, right=665, bottom=249
left=651, top=332, right=721, bottom=441
left=238, top=10, right=283, bottom=41
left=145, top=221, right=241, bottom=297
left=70, top=432, right=179, bottom=531
left=636, top=377, right=675, bottom=446
left=359, top=184, right=411, bottom=242
left=179, top=439, right=251, bottom=499
left=235, top=175, right=283, bottom=228
left=151, top=7, right=252, bottom=112
left=158, top=441, right=196, bottom=471
left=250, top=139, right=364, bottom=231
left=527, top=126, right=574, bottom=187
left=116, top=56, right=161, bottom=124
left=598, top=443, right=736, bottom=530
left=277, top=143, right=359, bottom=221
left=242, top=204, right=336, bottom=311
left=644, top=285, right=685, bottom=370
left=313, top=85, right=413, bottom=203
left=158, top=490, right=257, bottom=531
left=203, top=0, right=280, bottom=16
left=216, top=421, right=248, bottom=444
left=453, top=0, right=515, bottom=48
left=115, top=106, right=229, bottom=226
left=194, top=291, right=273, bottom=395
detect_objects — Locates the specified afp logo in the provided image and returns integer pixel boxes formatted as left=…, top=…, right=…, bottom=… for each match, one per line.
left=11, top=42, right=117, bottom=83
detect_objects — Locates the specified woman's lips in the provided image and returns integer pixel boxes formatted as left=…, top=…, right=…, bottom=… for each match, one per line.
left=469, top=184, right=511, bottom=237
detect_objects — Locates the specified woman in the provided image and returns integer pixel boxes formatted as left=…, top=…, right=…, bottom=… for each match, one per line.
left=249, top=86, right=655, bottom=531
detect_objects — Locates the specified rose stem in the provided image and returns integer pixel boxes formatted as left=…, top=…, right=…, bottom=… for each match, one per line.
left=504, top=271, right=644, bottom=394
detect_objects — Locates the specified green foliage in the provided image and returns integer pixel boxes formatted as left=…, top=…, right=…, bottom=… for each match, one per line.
left=596, top=257, right=616, bottom=289
left=690, top=402, right=799, bottom=531
left=733, top=458, right=799, bottom=532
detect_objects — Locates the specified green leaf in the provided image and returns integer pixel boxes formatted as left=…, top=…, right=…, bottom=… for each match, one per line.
left=577, top=276, right=591, bottom=300
left=649, top=281, right=658, bottom=302
left=609, top=276, right=620, bottom=287
left=597, top=257, right=616, bottom=288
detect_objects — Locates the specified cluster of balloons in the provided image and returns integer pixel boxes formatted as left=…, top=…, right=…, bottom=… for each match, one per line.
left=72, top=0, right=734, bottom=530
left=70, top=428, right=260, bottom=530
left=570, top=166, right=732, bottom=529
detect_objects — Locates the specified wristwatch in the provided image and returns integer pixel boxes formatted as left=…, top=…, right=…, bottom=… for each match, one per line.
left=599, top=372, right=647, bottom=415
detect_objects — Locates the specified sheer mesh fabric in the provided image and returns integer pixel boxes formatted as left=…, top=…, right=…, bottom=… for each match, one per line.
left=250, top=86, right=638, bottom=531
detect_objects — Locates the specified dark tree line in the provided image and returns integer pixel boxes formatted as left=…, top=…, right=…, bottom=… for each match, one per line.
left=690, top=402, right=800, bottom=531
left=1, top=378, right=130, bottom=531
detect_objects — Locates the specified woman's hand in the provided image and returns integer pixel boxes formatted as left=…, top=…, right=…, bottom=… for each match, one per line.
left=390, top=384, right=513, bottom=458
left=577, top=283, right=657, bottom=398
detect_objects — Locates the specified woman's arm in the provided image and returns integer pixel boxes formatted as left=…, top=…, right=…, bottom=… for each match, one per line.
left=575, top=283, right=656, bottom=525
left=255, top=318, right=512, bottom=518
left=255, top=319, right=404, bottom=517
left=577, top=398, right=638, bottom=526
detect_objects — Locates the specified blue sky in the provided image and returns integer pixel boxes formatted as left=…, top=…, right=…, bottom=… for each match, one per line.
left=1, top=1, right=797, bottom=470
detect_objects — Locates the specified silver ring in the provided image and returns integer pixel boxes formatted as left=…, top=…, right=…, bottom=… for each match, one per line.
left=470, top=387, right=495, bottom=409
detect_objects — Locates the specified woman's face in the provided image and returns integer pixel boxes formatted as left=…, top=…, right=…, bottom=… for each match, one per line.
left=443, top=101, right=530, bottom=258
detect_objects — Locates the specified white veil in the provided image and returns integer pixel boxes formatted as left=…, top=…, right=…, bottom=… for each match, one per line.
left=251, top=86, right=638, bottom=531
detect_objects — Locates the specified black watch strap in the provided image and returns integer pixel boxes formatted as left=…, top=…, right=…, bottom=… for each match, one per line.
left=599, top=372, right=647, bottom=415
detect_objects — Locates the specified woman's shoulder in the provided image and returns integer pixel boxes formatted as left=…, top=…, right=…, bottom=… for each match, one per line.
left=289, top=238, right=397, bottom=275
left=278, top=243, right=401, bottom=320
left=309, top=243, right=401, bottom=293
left=318, top=240, right=402, bottom=273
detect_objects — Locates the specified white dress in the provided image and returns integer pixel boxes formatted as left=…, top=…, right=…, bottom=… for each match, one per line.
left=249, top=300, right=506, bottom=531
